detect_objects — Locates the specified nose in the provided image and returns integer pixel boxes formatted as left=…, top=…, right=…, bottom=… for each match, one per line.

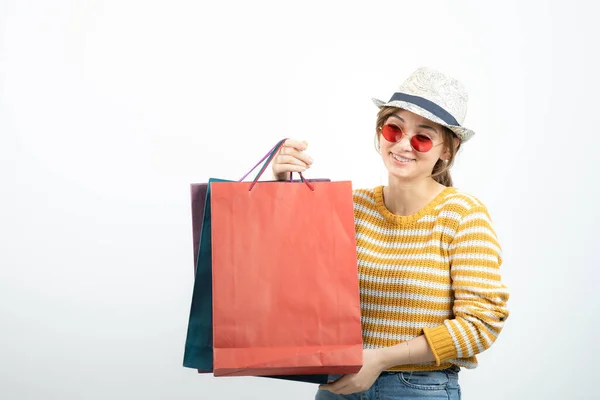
left=396, top=132, right=413, bottom=153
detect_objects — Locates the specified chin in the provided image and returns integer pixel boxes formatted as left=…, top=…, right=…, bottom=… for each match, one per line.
left=384, top=163, right=415, bottom=180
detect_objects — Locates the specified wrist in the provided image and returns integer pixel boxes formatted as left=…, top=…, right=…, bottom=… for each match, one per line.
left=377, top=342, right=413, bottom=370
left=376, top=347, right=399, bottom=371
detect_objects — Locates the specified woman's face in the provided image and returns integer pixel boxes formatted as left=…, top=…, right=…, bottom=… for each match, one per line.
left=379, top=109, right=449, bottom=182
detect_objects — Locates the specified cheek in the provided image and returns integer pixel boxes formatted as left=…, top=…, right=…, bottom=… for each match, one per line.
left=426, top=145, right=445, bottom=160
left=421, top=152, right=443, bottom=165
left=378, top=137, right=394, bottom=152
left=411, top=150, right=443, bottom=168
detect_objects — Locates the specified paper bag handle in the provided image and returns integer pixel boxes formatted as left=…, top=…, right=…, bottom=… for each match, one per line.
left=239, top=139, right=314, bottom=192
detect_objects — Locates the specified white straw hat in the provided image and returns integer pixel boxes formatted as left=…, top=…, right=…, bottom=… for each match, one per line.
left=373, top=67, right=475, bottom=142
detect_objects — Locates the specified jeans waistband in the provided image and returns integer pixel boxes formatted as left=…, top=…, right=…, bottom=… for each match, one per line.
left=380, top=365, right=460, bottom=375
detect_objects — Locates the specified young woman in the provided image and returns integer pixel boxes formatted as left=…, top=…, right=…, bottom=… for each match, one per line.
left=272, top=67, right=509, bottom=400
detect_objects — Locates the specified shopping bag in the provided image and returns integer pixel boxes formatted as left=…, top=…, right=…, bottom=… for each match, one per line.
left=210, top=139, right=363, bottom=377
left=190, top=183, right=208, bottom=273
left=183, top=141, right=340, bottom=383
left=184, top=178, right=228, bottom=372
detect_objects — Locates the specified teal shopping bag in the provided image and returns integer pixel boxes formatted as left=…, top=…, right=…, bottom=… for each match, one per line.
left=183, top=178, right=227, bottom=371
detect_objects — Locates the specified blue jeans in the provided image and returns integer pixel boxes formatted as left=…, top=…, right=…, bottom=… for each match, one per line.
left=315, top=366, right=460, bottom=400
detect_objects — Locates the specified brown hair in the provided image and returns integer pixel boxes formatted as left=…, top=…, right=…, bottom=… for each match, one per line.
left=375, top=106, right=461, bottom=187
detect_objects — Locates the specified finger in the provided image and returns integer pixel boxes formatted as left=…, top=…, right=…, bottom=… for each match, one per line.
left=334, top=378, right=361, bottom=395
left=282, top=139, right=308, bottom=151
left=278, top=148, right=313, bottom=166
left=319, top=375, right=351, bottom=393
left=337, top=385, right=359, bottom=395
left=275, top=155, right=310, bottom=169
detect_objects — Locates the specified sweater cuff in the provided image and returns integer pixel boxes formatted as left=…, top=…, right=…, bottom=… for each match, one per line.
left=423, top=325, right=458, bottom=366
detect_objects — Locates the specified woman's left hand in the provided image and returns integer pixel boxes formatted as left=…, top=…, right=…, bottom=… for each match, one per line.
left=318, top=349, right=385, bottom=395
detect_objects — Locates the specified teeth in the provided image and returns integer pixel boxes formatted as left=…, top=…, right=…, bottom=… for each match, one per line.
left=392, top=153, right=413, bottom=162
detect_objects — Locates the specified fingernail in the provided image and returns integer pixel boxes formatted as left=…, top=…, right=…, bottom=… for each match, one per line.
left=308, top=157, right=314, bottom=164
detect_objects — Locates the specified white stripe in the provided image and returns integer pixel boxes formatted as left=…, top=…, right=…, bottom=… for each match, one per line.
left=356, top=234, right=450, bottom=251
left=481, top=316, right=505, bottom=331
left=462, top=315, right=501, bottom=336
left=473, top=322, right=494, bottom=348
left=353, top=190, right=375, bottom=204
left=461, top=212, right=492, bottom=226
left=418, top=215, right=436, bottom=223
left=449, top=240, right=501, bottom=253
left=453, top=286, right=508, bottom=296
left=453, top=320, right=474, bottom=357
left=452, top=288, right=504, bottom=296
left=481, top=309, right=504, bottom=320
left=356, top=219, right=431, bottom=236
left=355, top=219, right=457, bottom=237
left=361, top=316, right=442, bottom=329
left=434, top=197, right=472, bottom=210
left=451, top=265, right=502, bottom=276
left=445, top=320, right=463, bottom=358
left=454, top=226, right=496, bottom=240
left=450, top=253, right=499, bottom=262
left=438, top=210, right=463, bottom=221
left=358, top=247, right=450, bottom=262
left=359, top=274, right=452, bottom=290
left=460, top=286, right=509, bottom=296
left=452, top=276, right=504, bottom=287
left=361, top=302, right=453, bottom=317
left=415, top=210, right=463, bottom=223
left=354, top=202, right=385, bottom=221
left=459, top=293, right=508, bottom=305
left=357, top=260, right=451, bottom=277
left=360, top=288, right=453, bottom=304
left=454, top=301, right=503, bottom=314
left=466, top=322, right=485, bottom=354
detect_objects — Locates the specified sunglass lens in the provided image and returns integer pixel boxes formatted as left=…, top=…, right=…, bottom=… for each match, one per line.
left=410, top=135, right=433, bottom=152
left=381, top=124, right=402, bottom=142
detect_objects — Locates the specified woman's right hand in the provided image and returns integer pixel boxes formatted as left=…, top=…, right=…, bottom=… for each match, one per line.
left=272, top=139, right=314, bottom=181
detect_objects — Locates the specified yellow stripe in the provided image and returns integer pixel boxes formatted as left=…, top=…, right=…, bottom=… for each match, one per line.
left=358, top=251, right=449, bottom=265
left=359, top=280, right=453, bottom=296
left=356, top=241, right=449, bottom=255
left=354, top=211, right=459, bottom=232
left=359, top=268, right=452, bottom=285
left=361, top=312, right=451, bottom=325
left=361, top=323, right=436, bottom=335
left=355, top=226, right=454, bottom=244
left=360, top=295, right=452, bottom=311
left=454, top=232, right=499, bottom=243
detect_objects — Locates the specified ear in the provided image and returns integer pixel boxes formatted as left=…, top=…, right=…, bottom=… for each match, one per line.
left=440, top=137, right=460, bottom=161
left=440, top=150, right=451, bottom=161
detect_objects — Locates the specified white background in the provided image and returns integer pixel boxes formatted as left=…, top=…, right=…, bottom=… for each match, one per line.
left=1, top=1, right=598, bottom=399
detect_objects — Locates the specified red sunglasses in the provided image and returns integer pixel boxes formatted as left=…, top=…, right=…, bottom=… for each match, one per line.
left=380, top=124, right=435, bottom=153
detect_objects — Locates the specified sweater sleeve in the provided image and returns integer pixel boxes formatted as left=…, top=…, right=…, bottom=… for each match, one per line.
left=423, top=205, right=509, bottom=365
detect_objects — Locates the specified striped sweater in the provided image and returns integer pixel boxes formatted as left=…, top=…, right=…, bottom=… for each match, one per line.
left=353, top=186, right=509, bottom=371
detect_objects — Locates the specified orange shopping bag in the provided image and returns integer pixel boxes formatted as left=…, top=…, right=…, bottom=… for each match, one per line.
left=209, top=139, right=363, bottom=377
